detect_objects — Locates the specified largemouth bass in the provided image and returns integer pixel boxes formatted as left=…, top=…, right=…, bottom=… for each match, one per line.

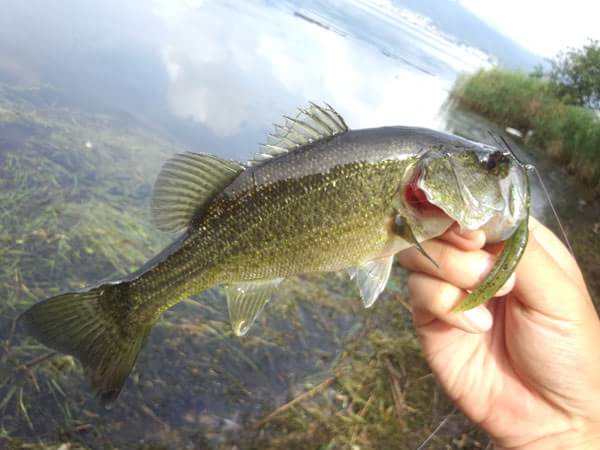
left=20, top=103, right=529, bottom=406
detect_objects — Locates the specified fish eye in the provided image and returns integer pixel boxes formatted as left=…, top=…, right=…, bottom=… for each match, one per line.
left=482, top=151, right=507, bottom=171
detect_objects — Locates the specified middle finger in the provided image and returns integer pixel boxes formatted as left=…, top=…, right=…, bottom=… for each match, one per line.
left=397, top=239, right=498, bottom=291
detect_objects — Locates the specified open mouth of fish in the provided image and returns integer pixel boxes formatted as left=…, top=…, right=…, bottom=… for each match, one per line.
left=403, top=169, right=448, bottom=218
left=403, top=159, right=531, bottom=313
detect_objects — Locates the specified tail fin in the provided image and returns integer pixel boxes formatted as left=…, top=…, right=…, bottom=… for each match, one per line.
left=19, top=284, right=151, bottom=408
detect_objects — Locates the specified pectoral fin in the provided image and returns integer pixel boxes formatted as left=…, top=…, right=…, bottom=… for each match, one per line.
left=224, top=278, right=283, bottom=336
left=350, top=256, right=393, bottom=308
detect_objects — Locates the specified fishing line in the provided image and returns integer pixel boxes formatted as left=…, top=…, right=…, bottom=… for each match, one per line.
left=494, top=133, right=574, bottom=256
left=487, top=130, right=506, bottom=153
left=415, top=407, right=457, bottom=450
left=530, top=165, right=575, bottom=256
left=499, top=135, right=526, bottom=166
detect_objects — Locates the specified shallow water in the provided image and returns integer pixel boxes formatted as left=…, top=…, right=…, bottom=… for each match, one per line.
left=0, top=1, right=597, bottom=449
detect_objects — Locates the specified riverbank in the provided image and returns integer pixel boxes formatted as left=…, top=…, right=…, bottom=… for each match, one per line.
left=450, top=69, right=600, bottom=192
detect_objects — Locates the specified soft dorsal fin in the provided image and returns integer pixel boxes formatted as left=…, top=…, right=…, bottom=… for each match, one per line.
left=347, top=256, right=393, bottom=308
left=151, top=152, right=245, bottom=233
left=225, top=278, right=283, bottom=336
left=249, top=102, right=349, bottom=165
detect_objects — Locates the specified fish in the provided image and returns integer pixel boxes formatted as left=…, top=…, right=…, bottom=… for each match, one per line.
left=20, top=103, right=530, bottom=407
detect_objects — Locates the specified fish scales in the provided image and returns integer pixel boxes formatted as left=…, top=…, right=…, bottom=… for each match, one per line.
left=136, top=165, right=412, bottom=318
left=20, top=104, right=530, bottom=406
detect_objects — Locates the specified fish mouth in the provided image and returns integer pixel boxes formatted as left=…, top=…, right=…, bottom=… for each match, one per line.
left=403, top=166, right=480, bottom=229
left=403, top=169, right=447, bottom=218
left=405, top=159, right=507, bottom=232
left=405, top=153, right=528, bottom=240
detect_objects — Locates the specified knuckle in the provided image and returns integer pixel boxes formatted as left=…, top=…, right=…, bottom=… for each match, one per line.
left=407, top=272, right=424, bottom=296
left=434, top=243, right=455, bottom=276
left=436, top=245, right=461, bottom=281
left=435, top=283, right=461, bottom=313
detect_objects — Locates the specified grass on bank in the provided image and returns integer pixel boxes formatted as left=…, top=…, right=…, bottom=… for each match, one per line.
left=451, top=69, right=600, bottom=191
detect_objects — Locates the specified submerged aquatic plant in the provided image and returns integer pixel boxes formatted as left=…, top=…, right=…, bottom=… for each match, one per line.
left=0, top=85, right=492, bottom=449
left=2, top=84, right=597, bottom=449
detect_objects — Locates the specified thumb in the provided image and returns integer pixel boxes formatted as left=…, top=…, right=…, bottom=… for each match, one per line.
left=527, top=217, right=588, bottom=293
left=513, top=227, right=593, bottom=320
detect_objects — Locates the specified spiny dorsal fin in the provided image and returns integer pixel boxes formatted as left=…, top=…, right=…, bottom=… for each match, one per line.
left=347, top=256, right=393, bottom=308
left=249, top=102, right=349, bottom=166
left=151, top=152, right=245, bottom=233
left=225, top=278, right=283, bottom=336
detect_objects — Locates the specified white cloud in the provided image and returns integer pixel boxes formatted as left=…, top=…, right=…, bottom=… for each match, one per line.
left=460, top=0, right=600, bottom=58
left=153, top=0, right=455, bottom=137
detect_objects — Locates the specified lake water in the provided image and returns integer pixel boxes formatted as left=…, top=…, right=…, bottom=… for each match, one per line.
left=0, top=1, right=597, bottom=449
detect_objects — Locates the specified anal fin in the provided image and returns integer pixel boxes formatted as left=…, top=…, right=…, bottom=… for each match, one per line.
left=225, top=278, right=283, bottom=336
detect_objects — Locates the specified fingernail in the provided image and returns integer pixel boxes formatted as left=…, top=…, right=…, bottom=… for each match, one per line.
left=462, top=305, right=493, bottom=332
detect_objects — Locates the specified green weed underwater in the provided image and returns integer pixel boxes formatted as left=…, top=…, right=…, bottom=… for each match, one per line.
left=0, top=85, right=491, bottom=449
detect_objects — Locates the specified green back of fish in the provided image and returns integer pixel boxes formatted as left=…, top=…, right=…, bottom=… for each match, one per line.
left=134, top=155, right=413, bottom=319
left=19, top=103, right=529, bottom=406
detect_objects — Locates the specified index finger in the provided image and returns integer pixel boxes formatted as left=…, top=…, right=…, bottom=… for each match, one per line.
left=439, top=223, right=486, bottom=251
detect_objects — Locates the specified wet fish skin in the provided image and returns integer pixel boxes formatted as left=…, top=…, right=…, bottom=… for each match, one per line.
left=20, top=104, right=528, bottom=406
left=138, top=148, right=414, bottom=318
left=454, top=174, right=530, bottom=312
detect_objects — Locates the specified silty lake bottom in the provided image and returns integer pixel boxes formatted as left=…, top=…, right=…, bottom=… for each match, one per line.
left=1, top=86, right=599, bottom=450
left=0, top=1, right=599, bottom=449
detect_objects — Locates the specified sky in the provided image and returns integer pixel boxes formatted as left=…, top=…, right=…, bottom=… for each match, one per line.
left=459, top=0, right=600, bottom=58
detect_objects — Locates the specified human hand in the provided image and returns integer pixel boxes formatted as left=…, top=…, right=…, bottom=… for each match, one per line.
left=397, top=218, right=600, bottom=449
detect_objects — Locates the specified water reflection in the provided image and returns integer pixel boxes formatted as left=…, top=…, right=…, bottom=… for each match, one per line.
left=0, top=1, right=528, bottom=449
left=155, top=0, right=490, bottom=152
left=0, top=0, right=491, bottom=160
